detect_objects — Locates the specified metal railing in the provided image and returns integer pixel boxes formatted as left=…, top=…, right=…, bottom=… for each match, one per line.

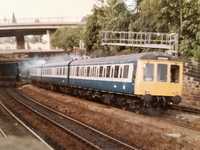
left=0, top=49, right=64, bottom=54
left=0, top=17, right=82, bottom=25
left=101, top=31, right=179, bottom=50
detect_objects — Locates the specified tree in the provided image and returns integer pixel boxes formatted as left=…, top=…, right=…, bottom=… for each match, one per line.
left=83, top=7, right=102, bottom=53
left=179, top=0, right=200, bottom=59
left=83, top=0, right=131, bottom=54
left=51, top=27, right=82, bottom=52
left=129, top=0, right=200, bottom=59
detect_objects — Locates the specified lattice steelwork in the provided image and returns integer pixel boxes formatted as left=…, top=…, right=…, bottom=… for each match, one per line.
left=101, top=31, right=179, bottom=51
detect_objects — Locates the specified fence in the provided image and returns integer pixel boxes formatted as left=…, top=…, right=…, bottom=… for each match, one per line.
left=183, top=59, right=200, bottom=104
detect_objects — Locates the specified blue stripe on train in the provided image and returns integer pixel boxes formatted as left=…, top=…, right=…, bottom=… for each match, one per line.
left=33, top=76, right=134, bottom=95
left=69, top=79, right=134, bottom=94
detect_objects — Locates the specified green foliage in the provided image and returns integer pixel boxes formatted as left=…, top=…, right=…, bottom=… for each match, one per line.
left=83, top=8, right=102, bottom=52
left=179, top=0, right=200, bottom=60
left=51, top=27, right=82, bottom=52
left=131, top=0, right=200, bottom=59
left=84, top=0, right=200, bottom=59
left=52, top=0, right=200, bottom=59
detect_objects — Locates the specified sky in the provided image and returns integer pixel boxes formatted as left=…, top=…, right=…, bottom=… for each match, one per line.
left=0, top=0, right=96, bottom=21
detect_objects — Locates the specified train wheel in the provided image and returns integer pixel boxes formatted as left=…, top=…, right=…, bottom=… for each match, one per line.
left=143, top=94, right=153, bottom=108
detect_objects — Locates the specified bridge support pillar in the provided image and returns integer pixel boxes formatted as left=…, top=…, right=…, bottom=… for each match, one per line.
left=16, top=33, right=25, bottom=49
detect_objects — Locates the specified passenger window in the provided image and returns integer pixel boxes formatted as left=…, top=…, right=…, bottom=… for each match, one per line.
left=103, top=68, right=106, bottom=77
left=106, top=66, right=111, bottom=78
left=89, top=67, right=92, bottom=77
left=99, top=66, right=103, bottom=77
left=171, top=65, right=180, bottom=83
left=76, top=67, right=79, bottom=76
left=87, top=67, right=90, bottom=77
left=123, top=65, right=129, bottom=78
left=114, top=66, right=119, bottom=78
left=65, top=67, right=68, bottom=75
left=157, top=64, right=168, bottom=82
left=111, top=67, right=114, bottom=78
left=57, top=68, right=59, bottom=75
left=119, top=67, right=123, bottom=78
left=72, top=67, right=75, bottom=76
left=70, top=67, right=73, bottom=76
left=144, top=64, right=154, bottom=81
left=81, top=67, right=84, bottom=76
left=92, top=67, right=95, bottom=77
left=83, top=67, right=85, bottom=76
left=80, top=67, right=82, bottom=76
left=94, top=67, right=97, bottom=77
left=97, top=67, right=99, bottom=77
left=60, top=68, right=62, bottom=75
left=83, top=67, right=86, bottom=76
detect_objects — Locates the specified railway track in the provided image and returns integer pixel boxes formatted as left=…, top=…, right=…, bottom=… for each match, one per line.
left=6, top=88, right=138, bottom=150
left=0, top=97, right=53, bottom=149
left=170, top=104, right=200, bottom=115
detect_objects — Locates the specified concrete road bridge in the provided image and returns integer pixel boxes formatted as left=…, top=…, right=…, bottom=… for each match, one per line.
left=0, top=17, right=84, bottom=49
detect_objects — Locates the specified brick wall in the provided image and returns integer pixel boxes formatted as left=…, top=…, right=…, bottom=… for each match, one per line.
left=183, top=59, right=200, bottom=106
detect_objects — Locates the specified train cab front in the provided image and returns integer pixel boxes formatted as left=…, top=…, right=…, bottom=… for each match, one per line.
left=134, top=56, right=183, bottom=107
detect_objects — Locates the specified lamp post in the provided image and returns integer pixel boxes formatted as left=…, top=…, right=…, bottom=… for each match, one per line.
left=179, top=0, right=183, bottom=39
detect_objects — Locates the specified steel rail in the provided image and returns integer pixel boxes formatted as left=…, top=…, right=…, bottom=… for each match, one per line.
left=170, top=104, right=200, bottom=115
left=7, top=88, right=138, bottom=150
left=0, top=100, right=53, bottom=150
left=0, top=127, right=7, bottom=138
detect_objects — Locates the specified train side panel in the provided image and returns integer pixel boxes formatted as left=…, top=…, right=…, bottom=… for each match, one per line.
left=69, top=79, right=133, bottom=94
left=69, top=63, right=135, bottom=94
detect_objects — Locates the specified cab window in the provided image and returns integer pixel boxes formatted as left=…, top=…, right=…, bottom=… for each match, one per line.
left=144, top=64, right=154, bottom=81
left=157, top=64, right=167, bottom=82
left=171, top=65, right=180, bottom=83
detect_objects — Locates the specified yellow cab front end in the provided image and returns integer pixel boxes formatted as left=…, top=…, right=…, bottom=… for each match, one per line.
left=135, top=57, right=183, bottom=104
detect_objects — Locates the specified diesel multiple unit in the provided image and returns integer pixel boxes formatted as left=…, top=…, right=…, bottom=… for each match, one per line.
left=30, top=52, right=183, bottom=109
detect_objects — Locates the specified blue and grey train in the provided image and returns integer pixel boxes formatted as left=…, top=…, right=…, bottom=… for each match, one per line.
left=30, top=52, right=183, bottom=109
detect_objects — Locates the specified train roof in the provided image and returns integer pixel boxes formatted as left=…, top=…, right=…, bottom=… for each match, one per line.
left=71, top=52, right=180, bottom=66
left=43, top=60, right=72, bottom=67
left=33, top=52, right=181, bottom=68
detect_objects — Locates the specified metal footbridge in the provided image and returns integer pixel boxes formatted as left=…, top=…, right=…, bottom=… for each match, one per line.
left=101, top=31, right=179, bottom=50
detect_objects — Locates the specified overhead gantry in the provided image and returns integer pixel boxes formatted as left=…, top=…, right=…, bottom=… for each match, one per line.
left=100, top=31, right=179, bottom=51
